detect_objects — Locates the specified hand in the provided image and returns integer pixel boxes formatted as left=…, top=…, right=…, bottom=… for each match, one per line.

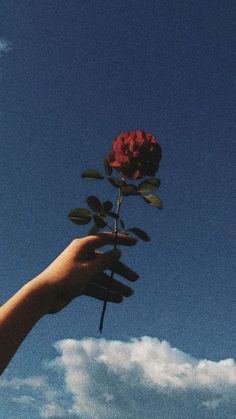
left=0, top=232, right=138, bottom=375
left=38, top=232, right=139, bottom=314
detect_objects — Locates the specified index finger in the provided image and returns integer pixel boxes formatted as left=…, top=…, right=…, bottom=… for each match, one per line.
left=81, top=232, right=137, bottom=253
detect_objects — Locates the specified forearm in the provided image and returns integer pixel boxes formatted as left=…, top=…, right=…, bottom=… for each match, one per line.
left=0, top=277, right=48, bottom=375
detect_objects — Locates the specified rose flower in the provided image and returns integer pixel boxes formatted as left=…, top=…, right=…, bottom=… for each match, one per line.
left=107, top=130, right=162, bottom=179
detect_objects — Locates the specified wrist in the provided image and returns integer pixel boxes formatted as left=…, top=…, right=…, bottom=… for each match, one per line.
left=22, top=276, right=51, bottom=319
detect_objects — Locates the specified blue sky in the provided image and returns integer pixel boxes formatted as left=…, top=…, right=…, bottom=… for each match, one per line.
left=0, top=1, right=236, bottom=417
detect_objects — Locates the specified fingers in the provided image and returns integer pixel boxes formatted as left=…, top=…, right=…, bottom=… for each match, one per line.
left=92, top=272, right=134, bottom=297
left=87, top=249, right=122, bottom=275
left=80, top=232, right=137, bottom=257
left=94, top=251, right=139, bottom=281
left=85, top=249, right=140, bottom=282
left=83, top=283, right=123, bottom=303
left=111, top=260, right=139, bottom=282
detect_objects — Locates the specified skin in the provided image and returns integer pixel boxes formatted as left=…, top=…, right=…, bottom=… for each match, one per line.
left=0, top=232, right=139, bottom=375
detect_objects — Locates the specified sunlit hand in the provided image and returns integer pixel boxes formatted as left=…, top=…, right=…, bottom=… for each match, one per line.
left=0, top=232, right=138, bottom=375
left=39, top=232, right=139, bottom=314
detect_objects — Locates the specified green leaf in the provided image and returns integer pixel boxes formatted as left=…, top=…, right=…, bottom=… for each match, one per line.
left=93, top=214, right=107, bottom=228
left=107, top=177, right=122, bottom=188
left=103, top=200, right=113, bottom=213
left=142, top=194, right=163, bottom=209
left=126, top=227, right=150, bottom=241
left=104, top=158, right=112, bottom=176
left=69, top=208, right=91, bottom=218
left=138, top=178, right=160, bottom=193
left=68, top=208, right=91, bottom=225
left=69, top=217, right=91, bottom=225
left=81, top=169, right=104, bottom=180
left=86, top=195, right=102, bottom=212
left=121, top=184, right=138, bottom=196
left=87, top=224, right=100, bottom=235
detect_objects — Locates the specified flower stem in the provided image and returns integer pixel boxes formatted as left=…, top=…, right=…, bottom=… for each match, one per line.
left=99, top=181, right=123, bottom=333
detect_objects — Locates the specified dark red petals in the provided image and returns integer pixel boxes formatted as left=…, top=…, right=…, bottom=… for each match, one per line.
left=107, top=130, right=161, bottom=179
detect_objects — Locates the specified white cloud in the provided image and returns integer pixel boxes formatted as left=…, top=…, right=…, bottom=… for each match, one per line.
left=0, top=375, right=46, bottom=389
left=202, top=397, right=224, bottom=410
left=0, top=38, right=12, bottom=57
left=2, top=336, right=236, bottom=418
left=40, top=401, right=65, bottom=418
left=0, top=375, right=65, bottom=418
left=12, top=395, right=35, bottom=405
left=51, top=336, right=236, bottom=418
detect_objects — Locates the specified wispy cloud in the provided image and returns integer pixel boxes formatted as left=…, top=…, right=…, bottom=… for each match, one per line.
left=0, top=376, right=46, bottom=390
left=0, top=38, right=12, bottom=57
left=0, top=375, right=65, bottom=418
left=12, top=395, right=35, bottom=405
left=2, top=336, right=236, bottom=418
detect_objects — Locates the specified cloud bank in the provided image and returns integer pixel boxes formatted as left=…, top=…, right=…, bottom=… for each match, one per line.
left=2, top=336, right=236, bottom=418
left=52, top=336, right=236, bottom=418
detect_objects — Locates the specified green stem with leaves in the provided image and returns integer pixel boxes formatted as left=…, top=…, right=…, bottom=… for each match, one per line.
left=99, top=181, right=123, bottom=333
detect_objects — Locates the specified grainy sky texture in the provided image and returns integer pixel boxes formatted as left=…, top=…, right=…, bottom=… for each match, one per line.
left=0, top=1, right=236, bottom=417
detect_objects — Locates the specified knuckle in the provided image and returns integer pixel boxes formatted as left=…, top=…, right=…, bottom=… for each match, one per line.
left=72, top=238, right=80, bottom=246
left=71, top=238, right=82, bottom=251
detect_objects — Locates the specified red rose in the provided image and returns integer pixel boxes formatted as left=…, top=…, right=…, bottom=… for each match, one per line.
left=107, top=130, right=162, bottom=179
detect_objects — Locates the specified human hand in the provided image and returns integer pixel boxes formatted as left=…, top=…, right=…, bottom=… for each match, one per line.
left=38, top=232, right=139, bottom=314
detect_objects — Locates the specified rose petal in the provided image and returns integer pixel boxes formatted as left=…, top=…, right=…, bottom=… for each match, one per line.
left=106, top=130, right=161, bottom=179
